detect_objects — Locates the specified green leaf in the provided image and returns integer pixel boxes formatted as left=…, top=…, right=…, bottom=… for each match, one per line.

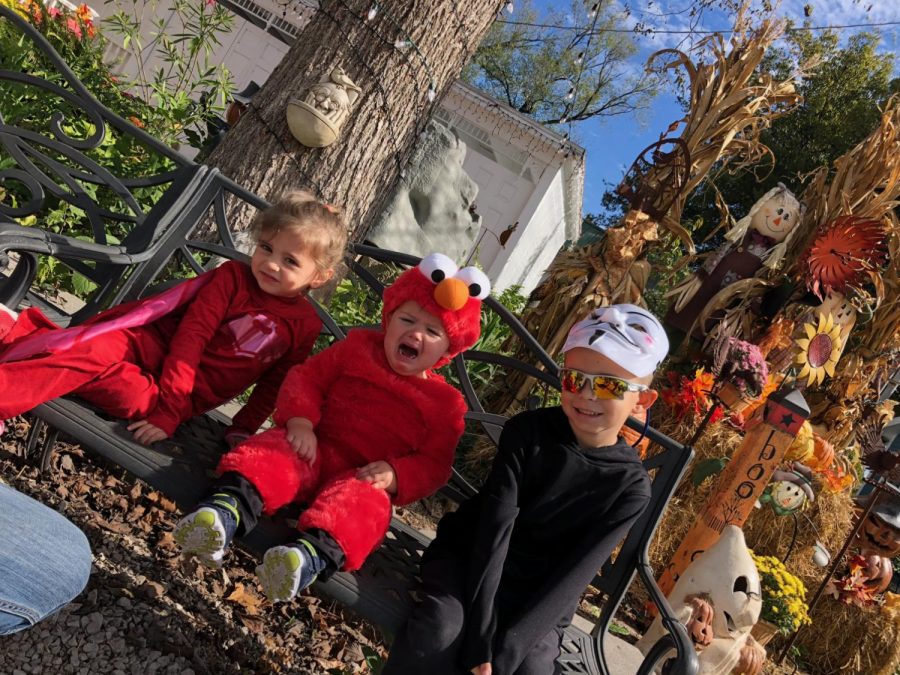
left=692, top=458, right=729, bottom=486
left=608, top=621, right=631, bottom=637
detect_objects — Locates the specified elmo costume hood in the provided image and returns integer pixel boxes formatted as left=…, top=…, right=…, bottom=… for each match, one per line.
left=382, top=253, right=490, bottom=368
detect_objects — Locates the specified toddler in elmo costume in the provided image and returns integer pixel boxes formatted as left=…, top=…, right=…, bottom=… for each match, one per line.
left=174, top=253, right=490, bottom=602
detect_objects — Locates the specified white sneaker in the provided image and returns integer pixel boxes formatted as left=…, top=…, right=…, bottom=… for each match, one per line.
left=173, top=507, right=229, bottom=564
left=256, top=545, right=308, bottom=603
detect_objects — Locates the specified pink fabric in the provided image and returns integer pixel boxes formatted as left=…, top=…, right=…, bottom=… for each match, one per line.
left=0, top=275, right=211, bottom=363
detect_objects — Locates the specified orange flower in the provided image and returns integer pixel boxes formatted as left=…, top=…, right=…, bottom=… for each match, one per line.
left=75, top=3, right=92, bottom=21
left=820, top=464, right=853, bottom=492
left=127, top=116, right=145, bottom=129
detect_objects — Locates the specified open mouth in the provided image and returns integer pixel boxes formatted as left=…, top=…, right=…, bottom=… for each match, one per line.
left=398, top=343, right=420, bottom=361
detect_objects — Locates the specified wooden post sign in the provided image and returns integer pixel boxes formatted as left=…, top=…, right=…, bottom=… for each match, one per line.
left=658, top=387, right=810, bottom=596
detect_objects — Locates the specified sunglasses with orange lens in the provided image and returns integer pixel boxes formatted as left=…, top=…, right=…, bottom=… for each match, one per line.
left=559, top=368, right=648, bottom=400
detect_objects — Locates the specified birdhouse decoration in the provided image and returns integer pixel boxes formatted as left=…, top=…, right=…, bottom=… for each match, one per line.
left=286, top=66, right=362, bottom=148
left=665, top=184, right=803, bottom=343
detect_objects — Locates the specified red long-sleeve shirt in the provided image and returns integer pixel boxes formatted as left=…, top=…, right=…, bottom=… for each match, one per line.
left=142, top=261, right=321, bottom=436
left=274, top=329, right=467, bottom=505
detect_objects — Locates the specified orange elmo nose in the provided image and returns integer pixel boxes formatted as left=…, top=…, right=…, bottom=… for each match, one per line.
left=434, top=277, right=469, bottom=310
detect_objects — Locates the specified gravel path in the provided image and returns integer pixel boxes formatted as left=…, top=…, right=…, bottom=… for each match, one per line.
left=1, top=418, right=386, bottom=675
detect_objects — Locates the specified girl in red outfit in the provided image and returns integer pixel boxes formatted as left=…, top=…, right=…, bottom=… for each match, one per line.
left=173, top=254, right=491, bottom=604
left=0, top=191, right=346, bottom=445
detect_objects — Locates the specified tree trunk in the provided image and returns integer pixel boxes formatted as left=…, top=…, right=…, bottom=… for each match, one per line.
left=205, top=0, right=503, bottom=241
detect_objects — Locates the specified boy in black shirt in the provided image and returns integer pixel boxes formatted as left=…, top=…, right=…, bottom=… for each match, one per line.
left=383, top=304, right=669, bottom=675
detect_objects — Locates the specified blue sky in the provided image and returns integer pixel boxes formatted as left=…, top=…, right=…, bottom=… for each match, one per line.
left=524, top=0, right=900, bottom=215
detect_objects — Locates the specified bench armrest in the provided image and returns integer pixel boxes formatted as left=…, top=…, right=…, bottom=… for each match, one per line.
left=0, top=221, right=155, bottom=308
left=634, top=559, right=699, bottom=675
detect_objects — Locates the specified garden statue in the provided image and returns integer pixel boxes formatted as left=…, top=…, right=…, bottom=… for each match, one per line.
left=758, top=462, right=815, bottom=516
left=665, top=184, right=803, bottom=344
left=638, top=525, right=766, bottom=675
left=368, top=121, right=481, bottom=260
left=286, top=66, right=362, bottom=147
left=827, top=498, right=900, bottom=604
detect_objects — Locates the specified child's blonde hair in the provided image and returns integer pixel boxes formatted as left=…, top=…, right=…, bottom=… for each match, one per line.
left=250, top=190, right=348, bottom=271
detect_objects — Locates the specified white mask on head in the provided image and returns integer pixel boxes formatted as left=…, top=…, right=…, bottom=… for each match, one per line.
left=562, top=304, right=669, bottom=378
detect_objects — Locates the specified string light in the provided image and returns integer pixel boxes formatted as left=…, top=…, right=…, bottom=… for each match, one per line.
left=394, top=38, right=412, bottom=50
left=427, top=84, right=437, bottom=103
left=588, top=3, right=599, bottom=18
left=366, top=4, right=378, bottom=21
left=574, top=51, right=584, bottom=65
left=565, top=86, right=575, bottom=100
left=505, top=1, right=514, bottom=13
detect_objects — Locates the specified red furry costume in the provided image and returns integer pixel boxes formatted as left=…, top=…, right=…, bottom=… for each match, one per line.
left=0, top=261, right=320, bottom=436
left=217, top=256, right=487, bottom=571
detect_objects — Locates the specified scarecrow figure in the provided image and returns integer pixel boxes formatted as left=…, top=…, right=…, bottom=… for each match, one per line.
left=665, top=184, right=803, bottom=344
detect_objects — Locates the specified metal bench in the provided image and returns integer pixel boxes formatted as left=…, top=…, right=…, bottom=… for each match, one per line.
left=0, top=6, right=697, bottom=674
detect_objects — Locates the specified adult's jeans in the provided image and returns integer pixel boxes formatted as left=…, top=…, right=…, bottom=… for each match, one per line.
left=0, top=482, right=92, bottom=635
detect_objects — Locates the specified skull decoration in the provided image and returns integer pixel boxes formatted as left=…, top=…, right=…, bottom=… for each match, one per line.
left=638, top=526, right=764, bottom=674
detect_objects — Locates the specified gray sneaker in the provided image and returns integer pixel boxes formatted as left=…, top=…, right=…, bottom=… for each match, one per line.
left=256, top=539, right=326, bottom=603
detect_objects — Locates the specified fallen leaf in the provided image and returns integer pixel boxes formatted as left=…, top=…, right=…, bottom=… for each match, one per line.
left=156, top=531, right=176, bottom=551
left=127, top=505, right=147, bottom=522
left=95, top=517, right=131, bottom=535
left=129, top=483, right=142, bottom=500
left=227, top=583, right=265, bottom=616
left=237, top=612, right=265, bottom=633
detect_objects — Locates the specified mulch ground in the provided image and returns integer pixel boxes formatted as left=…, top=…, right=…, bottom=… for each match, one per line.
left=0, top=416, right=387, bottom=675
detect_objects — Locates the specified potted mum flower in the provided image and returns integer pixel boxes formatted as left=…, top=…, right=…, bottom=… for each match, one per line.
left=712, top=335, right=769, bottom=413
left=749, top=550, right=812, bottom=645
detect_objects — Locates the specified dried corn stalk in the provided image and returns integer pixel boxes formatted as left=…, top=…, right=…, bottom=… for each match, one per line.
left=493, top=8, right=802, bottom=411
left=783, top=100, right=900, bottom=450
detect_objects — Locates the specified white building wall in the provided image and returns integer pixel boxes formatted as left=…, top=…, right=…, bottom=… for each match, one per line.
left=491, top=169, right=567, bottom=292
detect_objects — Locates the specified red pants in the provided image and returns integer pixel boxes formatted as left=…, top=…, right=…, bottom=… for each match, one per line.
left=0, top=307, right=165, bottom=420
left=218, top=428, right=392, bottom=572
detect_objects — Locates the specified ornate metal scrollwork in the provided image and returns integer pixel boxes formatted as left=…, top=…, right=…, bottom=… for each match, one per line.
left=0, top=4, right=190, bottom=246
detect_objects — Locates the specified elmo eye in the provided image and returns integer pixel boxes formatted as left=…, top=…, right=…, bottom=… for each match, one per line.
left=418, top=253, right=458, bottom=284
left=456, top=267, right=491, bottom=300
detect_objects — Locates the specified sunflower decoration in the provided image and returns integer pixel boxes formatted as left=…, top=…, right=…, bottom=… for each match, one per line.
left=795, top=312, right=843, bottom=386
left=801, top=215, right=888, bottom=300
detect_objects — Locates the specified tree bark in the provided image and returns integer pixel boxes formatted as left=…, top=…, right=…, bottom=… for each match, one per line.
left=205, top=0, right=503, bottom=241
